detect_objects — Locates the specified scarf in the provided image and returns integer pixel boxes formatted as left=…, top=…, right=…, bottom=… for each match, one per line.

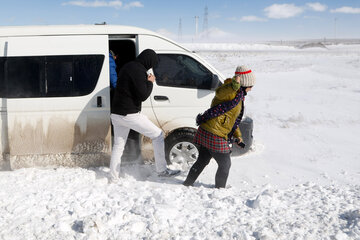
left=196, top=88, right=245, bottom=140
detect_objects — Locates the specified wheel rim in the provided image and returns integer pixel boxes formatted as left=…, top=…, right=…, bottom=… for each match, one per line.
left=169, top=141, right=199, bottom=166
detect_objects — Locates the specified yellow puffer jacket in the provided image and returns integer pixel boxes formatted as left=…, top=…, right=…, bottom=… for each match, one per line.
left=200, top=78, right=243, bottom=140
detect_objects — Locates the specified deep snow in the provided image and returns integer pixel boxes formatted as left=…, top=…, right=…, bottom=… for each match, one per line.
left=1, top=42, right=360, bottom=240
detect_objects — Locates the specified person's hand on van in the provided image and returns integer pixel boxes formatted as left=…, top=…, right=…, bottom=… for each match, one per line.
left=148, top=74, right=156, bottom=83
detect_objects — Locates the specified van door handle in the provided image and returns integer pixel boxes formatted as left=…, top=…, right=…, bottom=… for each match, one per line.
left=154, top=95, right=169, bottom=101
left=97, top=96, right=102, bottom=107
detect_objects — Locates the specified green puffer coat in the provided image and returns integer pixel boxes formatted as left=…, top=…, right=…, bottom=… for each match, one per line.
left=200, top=78, right=243, bottom=141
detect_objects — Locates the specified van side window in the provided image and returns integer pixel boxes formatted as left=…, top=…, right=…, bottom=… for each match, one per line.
left=6, top=57, right=42, bottom=98
left=46, top=56, right=73, bottom=96
left=154, top=54, right=220, bottom=90
left=0, top=55, right=104, bottom=98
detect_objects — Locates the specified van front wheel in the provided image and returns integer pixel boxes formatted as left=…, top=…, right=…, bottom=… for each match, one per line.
left=165, top=129, right=199, bottom=168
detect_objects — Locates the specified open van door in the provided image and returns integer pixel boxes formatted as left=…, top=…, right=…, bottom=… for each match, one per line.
left=3, top=35, right=111, bottom=169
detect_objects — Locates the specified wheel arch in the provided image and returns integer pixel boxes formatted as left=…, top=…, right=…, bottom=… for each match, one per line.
left=165, top=126, right=197, bottom=139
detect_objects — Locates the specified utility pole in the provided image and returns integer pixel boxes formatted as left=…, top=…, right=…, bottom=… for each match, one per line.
left=195, top=16, right=199, bottom=39
left=334, top=18, right=337, bottom=44
left=203, top=6, right=209, bottom=39
left=178, top=18, right=182, bottom=41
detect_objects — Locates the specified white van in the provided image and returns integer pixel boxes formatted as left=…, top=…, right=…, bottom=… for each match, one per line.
left=0, top=25, right=253, bottom=170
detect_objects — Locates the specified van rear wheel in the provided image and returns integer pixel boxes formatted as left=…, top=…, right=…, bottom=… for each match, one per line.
left=165, top=129, right=199, bottom=168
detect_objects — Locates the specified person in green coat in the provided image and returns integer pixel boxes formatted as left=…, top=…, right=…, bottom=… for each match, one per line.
left=183, top=65, right=256, bottom=188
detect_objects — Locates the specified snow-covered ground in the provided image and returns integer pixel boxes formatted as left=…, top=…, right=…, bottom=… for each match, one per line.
left=1, top=43, right=360, bottom=239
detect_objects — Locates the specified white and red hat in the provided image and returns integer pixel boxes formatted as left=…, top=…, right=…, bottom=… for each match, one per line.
left=235, top=65, right=256, bottom=87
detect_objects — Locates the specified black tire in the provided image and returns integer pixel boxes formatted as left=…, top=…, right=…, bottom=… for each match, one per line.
left=165, top=129, right=199, bottom=166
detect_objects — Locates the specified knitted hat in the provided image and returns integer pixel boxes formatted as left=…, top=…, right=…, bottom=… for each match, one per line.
left=235, top=65, right=256, bottom=87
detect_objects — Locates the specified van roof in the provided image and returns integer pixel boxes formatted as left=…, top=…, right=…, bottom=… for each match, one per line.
left=0, top=24, right=157, bottom=37
left=0, top=24, right=192, bottom=52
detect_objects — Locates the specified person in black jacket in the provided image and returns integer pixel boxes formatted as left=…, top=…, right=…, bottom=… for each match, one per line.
left=110, top=49, right=180, bottom=183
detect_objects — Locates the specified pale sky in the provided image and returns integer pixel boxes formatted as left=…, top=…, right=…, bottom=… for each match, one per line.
left=1, top=0, right=360, bottom=42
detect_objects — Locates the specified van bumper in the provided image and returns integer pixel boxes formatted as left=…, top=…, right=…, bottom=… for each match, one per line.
left=231, top=116, right=253, bottom=156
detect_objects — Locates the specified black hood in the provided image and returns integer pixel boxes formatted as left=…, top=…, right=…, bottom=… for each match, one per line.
left=136, top=49, right=159, bottom=70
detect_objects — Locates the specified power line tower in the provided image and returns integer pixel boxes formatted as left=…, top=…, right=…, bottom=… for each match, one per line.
left=203, top=6, right=209, bottom=39
left=178, top=18, right=182, bottom=41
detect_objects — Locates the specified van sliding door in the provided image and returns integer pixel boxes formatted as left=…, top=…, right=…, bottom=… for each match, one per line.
left=4, top=35, right=111, bottom=169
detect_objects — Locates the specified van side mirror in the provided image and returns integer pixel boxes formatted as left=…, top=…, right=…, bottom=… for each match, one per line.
left=210, top=74, right=221, bottom=90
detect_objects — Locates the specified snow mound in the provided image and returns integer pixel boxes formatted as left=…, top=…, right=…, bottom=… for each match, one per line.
left=0, top=167, right=359, bottom=239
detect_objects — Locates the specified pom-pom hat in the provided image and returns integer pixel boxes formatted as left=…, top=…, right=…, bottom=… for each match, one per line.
left=235, top=65, right=256, bottom=87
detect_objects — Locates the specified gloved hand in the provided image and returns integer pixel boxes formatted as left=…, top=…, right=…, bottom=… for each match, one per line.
left=234, top=138, right=246, bottom=148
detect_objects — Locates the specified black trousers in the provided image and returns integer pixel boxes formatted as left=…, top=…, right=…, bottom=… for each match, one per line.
left=183, top=146, right=231, bottom=188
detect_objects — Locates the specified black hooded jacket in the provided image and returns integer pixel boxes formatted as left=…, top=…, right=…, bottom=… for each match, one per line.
left=112, top=49, right=159, bottom=115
